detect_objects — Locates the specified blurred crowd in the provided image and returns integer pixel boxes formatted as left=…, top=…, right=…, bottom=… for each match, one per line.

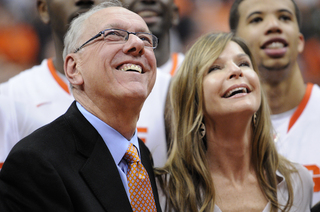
left=0, top=0, right=319, bottom=84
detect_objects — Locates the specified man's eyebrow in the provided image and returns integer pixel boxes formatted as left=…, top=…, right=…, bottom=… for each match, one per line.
left=106, top=23, right=121, bottom=29
left=247, top=8, right=294, bottom=21
left=103, top=24, right=150, bottom=33
left=246, top=11, right=262, bottom=21
left=278, top=9, right=294, bottom=15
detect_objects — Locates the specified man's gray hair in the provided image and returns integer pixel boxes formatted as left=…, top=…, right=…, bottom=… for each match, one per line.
left=63, top=0, right=122, bottom=60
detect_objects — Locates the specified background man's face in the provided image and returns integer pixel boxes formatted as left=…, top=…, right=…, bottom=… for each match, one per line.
left=118, top=0, right=178, bottom=38
left=235, top=0, right=304, bottom=74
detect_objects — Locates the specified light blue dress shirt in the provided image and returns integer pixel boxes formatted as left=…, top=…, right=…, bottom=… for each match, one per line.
left=76, top=102, right=140, bottom=201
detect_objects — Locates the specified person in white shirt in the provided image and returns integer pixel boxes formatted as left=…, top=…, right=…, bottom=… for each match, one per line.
left=118, top=0, right=186, bottom=167
left=0, top=95, right=42, bottom=169
left=118, top=0, right=184, bottom=76
left=229, top=0, right=320, bottom=205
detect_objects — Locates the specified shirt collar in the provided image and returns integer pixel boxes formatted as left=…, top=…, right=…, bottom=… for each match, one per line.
left=276, top=169, right=285, bottom=187
left=76, top=102, right=140, bottom=165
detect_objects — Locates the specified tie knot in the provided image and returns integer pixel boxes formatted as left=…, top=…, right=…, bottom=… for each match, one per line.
left=124, top=143, right=140, bottom=164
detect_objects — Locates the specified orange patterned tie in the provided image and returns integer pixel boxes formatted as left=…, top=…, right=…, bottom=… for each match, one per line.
left=124, top=143, right=157, bottom=212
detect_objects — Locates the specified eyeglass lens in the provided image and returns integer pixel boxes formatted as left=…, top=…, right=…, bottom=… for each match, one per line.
left=102, top=29, right=156, bottom=48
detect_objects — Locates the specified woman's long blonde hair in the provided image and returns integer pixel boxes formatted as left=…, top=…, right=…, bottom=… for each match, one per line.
left=156, top=32, right=297, bottom=212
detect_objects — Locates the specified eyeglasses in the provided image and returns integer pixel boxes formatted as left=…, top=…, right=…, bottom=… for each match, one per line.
left=74, top=28, right=158, bottom=53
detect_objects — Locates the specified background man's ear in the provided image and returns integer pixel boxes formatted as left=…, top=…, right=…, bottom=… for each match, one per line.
left=297, top=32, right=305, bottom=54
left=64, top=55, right=84, bottom=86
left=37, top=0, right=50, bottom=24
left=171, top=4, right=180, bottom=26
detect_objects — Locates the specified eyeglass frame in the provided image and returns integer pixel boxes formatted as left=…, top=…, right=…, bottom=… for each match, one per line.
left=73, top=28, right=158, bottom=53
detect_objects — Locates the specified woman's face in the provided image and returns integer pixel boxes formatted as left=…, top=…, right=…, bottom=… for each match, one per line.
left=202, top=41, right=261, bottom=121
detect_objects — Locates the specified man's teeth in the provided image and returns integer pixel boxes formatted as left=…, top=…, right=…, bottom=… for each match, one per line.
left=120, top=64, right=142, bottom=73
left=138, top=11, right=157, bottom=18
left=225, top=87, right=247, bottom=98
left=266, top=42, right=284, bottom=49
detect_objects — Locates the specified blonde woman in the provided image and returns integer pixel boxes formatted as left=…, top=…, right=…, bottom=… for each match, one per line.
left=157, top=32, right=312, bottom=212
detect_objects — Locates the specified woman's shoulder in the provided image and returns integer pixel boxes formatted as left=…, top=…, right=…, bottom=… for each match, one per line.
left=286, top=162, right=313, bottom=211
left=291, top=162, right=313, bottom=185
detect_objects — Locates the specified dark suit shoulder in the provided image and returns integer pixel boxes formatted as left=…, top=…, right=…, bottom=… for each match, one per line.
left=9, top=114, right=72, bottom=158
left=11, top=102, right=98, bottom=159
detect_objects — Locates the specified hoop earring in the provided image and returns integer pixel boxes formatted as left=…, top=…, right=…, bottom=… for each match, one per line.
left=200, top=122, right=206, bottom=138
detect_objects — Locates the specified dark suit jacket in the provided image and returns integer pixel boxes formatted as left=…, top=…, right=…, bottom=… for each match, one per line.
left=0, top=101, right=161, bottom=212
left=312, top=202, right=320, bottom=212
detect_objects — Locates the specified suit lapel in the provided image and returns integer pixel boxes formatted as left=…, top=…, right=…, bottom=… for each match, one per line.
left=66, top=102, right=132, bottom=212
left=66, top=102, right=160, bottom=212
left=79, top=135, right=133, bottom=212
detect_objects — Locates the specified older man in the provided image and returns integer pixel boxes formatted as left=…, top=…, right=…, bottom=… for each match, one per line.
left=0, top=0, right=171, bottom=169
left=0, top=1, right=161, bottom=211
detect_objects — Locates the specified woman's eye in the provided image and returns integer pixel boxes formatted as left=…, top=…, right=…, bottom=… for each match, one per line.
left=239, top=62, right=250, bottom=67
left=208, top=66, right=220, bottom=73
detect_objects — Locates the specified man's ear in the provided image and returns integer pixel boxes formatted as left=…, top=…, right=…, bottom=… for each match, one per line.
left=297, top=32, right=305, bottom=54
left=171, top=3, right=180, bottom=26
left=64, top=55, right=84, bottom=86
left=37, top=0, right=50, bottom=24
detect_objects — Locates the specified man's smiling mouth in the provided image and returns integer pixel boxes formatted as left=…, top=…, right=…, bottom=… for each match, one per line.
left=264, top=42, right=285, bottom=49
left=138, top=11, right=157, bottom=17
left=119, top=64, right=142, bottom=74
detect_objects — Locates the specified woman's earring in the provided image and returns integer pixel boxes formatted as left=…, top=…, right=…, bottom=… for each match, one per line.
left=200, top=122, right=206, bottom=138
left=253, top=112, right=257, bottom=127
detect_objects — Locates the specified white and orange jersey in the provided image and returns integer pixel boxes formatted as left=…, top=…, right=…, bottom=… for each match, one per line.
left=136, top=52, right=184, bottom=167
left=137, top=70, right=171, bottom=167
left=158, top=52, right=185, bottom=76
left=0, top=58, right=171, bottom=169
left=0, top=59, right=73, bottom=169
left=272, top=83, right=320, bottom=206
left=0, top=96, right=43, bottom=169
left=0, top=58, right=74, bottom=124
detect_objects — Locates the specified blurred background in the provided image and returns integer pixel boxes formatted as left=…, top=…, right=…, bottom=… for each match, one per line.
left=0, top=0, right=319, bottom=84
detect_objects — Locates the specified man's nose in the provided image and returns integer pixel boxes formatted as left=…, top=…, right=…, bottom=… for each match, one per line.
left=123, top=34, right=145, bottom=56
left=265, top=16, right=282, bottom=35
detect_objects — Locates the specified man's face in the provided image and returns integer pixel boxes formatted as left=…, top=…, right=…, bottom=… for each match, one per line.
left=235, top=0, right=304, bottom=81
left=39, top=0, right=106, bottom=42
left=118, top=0, right=178, bottom=38
left=71, top=7, right=157, bottom=107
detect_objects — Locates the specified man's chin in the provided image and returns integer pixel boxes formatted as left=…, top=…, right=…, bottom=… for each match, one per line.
left=147, top=27, right=161, bottom=39
left=143, top=16, right=161, bottom=25
left=259, top=63, right=291, bottom=84
left=260, top=62, right=290, bottom=72
left=147, top=23, right=169, bottom=39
